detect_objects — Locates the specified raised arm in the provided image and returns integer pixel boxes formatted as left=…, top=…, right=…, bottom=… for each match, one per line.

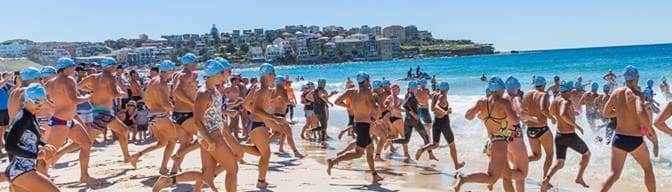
left=465, top=99, right=482, bottom=120
left=559, top=100, right=581, bottom=131
left=334, top=90, right=351, bottom=108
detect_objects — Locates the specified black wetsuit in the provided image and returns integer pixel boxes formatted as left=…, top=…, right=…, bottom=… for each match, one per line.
left=394, top=92, right=431, bottom=145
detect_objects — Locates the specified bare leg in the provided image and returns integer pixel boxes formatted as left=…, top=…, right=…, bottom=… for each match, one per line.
left=541, top=160, right=565, bottom=191
left=109, top=119, right=131, bottom=161
left=11, top=171, right=59, bottom=192
left=69, top=123, right=95, bottom=183
left=448, top=143, right=465, bottom=170
left=600, top=147, right=627, bottom=192
left=631, top=144, right=655, bottom=192
left=248, top=127, right=271, bottom=188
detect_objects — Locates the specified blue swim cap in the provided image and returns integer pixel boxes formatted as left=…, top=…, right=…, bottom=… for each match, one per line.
left=21, top=67, right=41, bottom=81
left=408, top=81, right=418, bottom=89
left=644, top=88, right=654, bottom=98
left=274, top=76, right=285, bottom=85
left=418, top=79, right=427, bottom=86
left=372, top=80, right=383, bottom=90
left=534, top=76, right=547, bottom=87
left=591, top=82, right=599, bottom=92
left=41, top=66, right=57, bottom=78
left=215, top=57, right=231, bottom=71
left=318, top=79, right=326, bottom=86
left=646, top=79, right=654, bottom=88
left=100, top=57, right=117, bottom=69
left=204, top=59, right=227, bottom=77
left=382, top=80, right=391, bottom=87
left=560, top=81, right=574, bottom=93
left=259, top=63, right=275, bottom=77
left=488, top=76, right=505, bottom=92
left=306, top=81, right=315, bottom=88
left=505, top=76, right=520, bottom=91
left=603, top=84, right=610, bottom=92
left=486, top=88, right=492, bottom=96
left=438, top=82, right=450, bottom=91
left=180, top=53, right=198, bottom=65
left=356, top=71, right=370, bottom=84
left=56, top=57, right=75, bottom=70
left=24, top=83, right=47, bottom=103
left=159, top=60, right=175, bottom=73
left=623, top=65, right=639, bottom=81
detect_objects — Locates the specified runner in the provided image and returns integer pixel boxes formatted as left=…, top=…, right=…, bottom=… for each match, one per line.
left=643, top=79, right=661, bottom=113
left=522, top=76, right=554, bottom=178
left=312, top=78, right=337, bottom=146
left=414, top=82, right=464, bottom=170
left=600, top=65, right=657, bottom=192
left=415, top=79, right=432, bottom=133
left=455, top=76, right=519, bottom=192
left=269, top=76, right=305, bottom=158
left=337, top=81, right=356, bottom=140
left=75, top=57, right=132, bottom=164
left=660, top=77, right=671, bottom=101
left=153, top=59, right=242, bottom=192
left=42, top=57, right=96, bottom=183
left=327, top=71, right=384, bottom=184
left=392, top=81, right=435, bottom=162
left=580, top=82, right=601, bottom=129
left=546, top=76, right=561, bottom=98
left=241, top=63, right=288, bottom=188
left=500, top=76, right=529, bottom=192
left=128, top=70, right=143, bottom=102
left=300, top=82, right=318, bottom=140
left=40, top=66, right=57, bottom=83
left=168, top=53, right=202, bottom=174
left=594, top=84, right=615, bottom=144
left=383, top=84, right=404, bottom=139
left=541, top=80, right=591, bottom=191
left=224, top=73, right=245, bottom=139
left=127, top=60, right=179, bottom=174
left=4, top=83, right=59, bottom=192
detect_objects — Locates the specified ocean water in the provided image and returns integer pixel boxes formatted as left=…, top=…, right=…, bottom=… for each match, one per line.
left=233, top=44, right=672, bottom=191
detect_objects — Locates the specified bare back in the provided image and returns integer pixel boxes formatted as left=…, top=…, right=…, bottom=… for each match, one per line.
left=45, top=75, right=81, bottom=119
left=522, top=90, right=548, bottom=127
left=607, top=87, right=645, bottom=136
left=144, top=77, right=172, bottom=113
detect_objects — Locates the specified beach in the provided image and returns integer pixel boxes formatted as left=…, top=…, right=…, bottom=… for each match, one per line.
left=2, top=44, right=672, bottom=191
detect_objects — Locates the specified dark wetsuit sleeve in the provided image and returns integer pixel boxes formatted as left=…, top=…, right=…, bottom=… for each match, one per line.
left=4, top=115, right=38, bottom=159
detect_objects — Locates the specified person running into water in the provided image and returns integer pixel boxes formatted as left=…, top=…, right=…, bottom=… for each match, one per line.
left=383, top=84, right=404, bottom=139
left=312, top=78, right=337, bottom=146
left=541, top=81, right=591, bottom=191
left=600, top=65, right=657, bottom=192
left=42, top=57, right=97, bottom=183
left=498, top=76, right=530, bottom=192
left=643, top=79, right=661, bottom=113
left=547, top=76, right=561, bottom=98
left=269, top=76, right=305, bottom=158
left=153, top=59, right=242, bottom=192
left=327, top=71, right=384, bottom=184
left=660, top=77, right=671, bottom=101
left=455, top=76, right=519, bottom=192
left=392, top=81, right=435, bottom=162
left=241, top=63, right=289, bottom=188
left=603, top=69, right=617, bottom=91
left=224, top=73, right=245, bottom=140
left=522, top=76, right=555, bottom=179
left=415, top=79, right=433, bottom=140
left=336, top=81, right=356, bottom=140
left=5, top=83, right=59, bottom=192
left=125, top=60, right=180, bottom=174
left=414, top=82, right=465, bottom=169
left=580, top=82, right=601, bottom=129
left=594, top=84, right=615, bottom=143
left=300, top=82, right=318, bottom=140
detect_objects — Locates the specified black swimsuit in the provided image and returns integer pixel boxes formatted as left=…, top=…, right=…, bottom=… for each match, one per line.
left=432, top=102, right=454, bottom=144
left=485, top=100, right=512, bottom=141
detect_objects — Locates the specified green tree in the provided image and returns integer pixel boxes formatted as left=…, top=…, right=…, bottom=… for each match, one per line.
left=239, top=44, right=250, bottom=54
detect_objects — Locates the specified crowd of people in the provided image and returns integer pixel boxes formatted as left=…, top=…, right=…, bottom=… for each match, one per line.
left=0, top=54, right=671, bottom=192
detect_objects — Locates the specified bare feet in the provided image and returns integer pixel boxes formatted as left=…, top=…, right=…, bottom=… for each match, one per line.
left=159, top=167, right=170, bottom=175
left=575, top=177, right=589, bottom=188
left=452, top=173, right=465, bottom=192
left=79, top=175, right=100, bottom=184
left=256, top=180, right=269, bottom=189
left=414, top=149, right=423, bottom=161
left=374, top=154, right=385, bottom=161
left=278, top=148, right=286, bottom=153
left=326, top=158, right=334, bottom=176
left=372, top=173, right=384, bottom=184
left=152, top=176, right=173, bottom=192
left=429, top=153, right=439, bottom=161
left=128, top=154, right=140, bottom=169
left=540, top=177, right=551, bottom=192
left=293, top=150, right=306, bottom=159
left=454, top=161, right=465, bottom=170
left=403, top=156, right=411, bottom=163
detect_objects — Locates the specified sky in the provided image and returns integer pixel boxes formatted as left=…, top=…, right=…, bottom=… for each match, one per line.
left=1, top=0, right=671, bottom=51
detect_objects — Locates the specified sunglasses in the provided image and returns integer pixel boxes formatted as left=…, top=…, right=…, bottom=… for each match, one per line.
left=29, top=98, right=48, bottom=106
